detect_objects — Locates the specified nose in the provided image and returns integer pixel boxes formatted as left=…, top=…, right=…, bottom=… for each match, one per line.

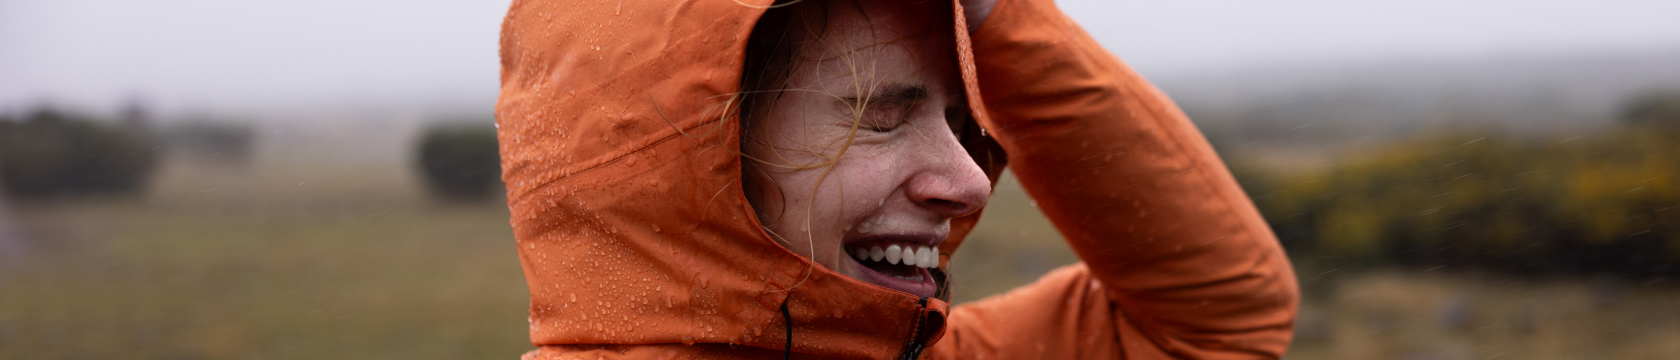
left=904, top=121, right=992, bottom=218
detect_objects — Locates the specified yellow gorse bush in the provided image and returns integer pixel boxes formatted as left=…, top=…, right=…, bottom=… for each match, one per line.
left=1245, top=129, right=1680, bottom=276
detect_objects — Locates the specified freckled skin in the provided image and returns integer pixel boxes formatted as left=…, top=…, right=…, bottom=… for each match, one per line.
left=741, top=0, right=991, bottom=294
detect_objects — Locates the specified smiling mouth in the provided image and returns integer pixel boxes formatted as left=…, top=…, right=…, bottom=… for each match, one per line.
left=852, top=243, right=939, bottom=275
left=845, top=242, right=940, bottom=298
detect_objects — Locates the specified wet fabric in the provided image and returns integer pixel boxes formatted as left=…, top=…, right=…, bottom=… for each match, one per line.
left=494, top=0, right=1298, bottom=358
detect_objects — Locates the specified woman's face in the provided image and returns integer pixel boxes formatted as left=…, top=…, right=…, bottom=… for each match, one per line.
left=742, top=0, right=991, bottom=299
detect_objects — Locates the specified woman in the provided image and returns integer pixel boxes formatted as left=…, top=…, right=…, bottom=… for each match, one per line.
left=495, top=0, right=1298, bottom=358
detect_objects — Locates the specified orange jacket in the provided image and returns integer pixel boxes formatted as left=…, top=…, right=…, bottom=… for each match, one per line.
left=495, top=0, right=1298, bottom=359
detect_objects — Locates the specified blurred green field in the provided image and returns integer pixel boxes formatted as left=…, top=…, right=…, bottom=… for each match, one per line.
left=1, top=158, right=530, bottom=359
left=5, top=149, right=1680, bottom=359
left=1288, top=270, right=1680, bottom=360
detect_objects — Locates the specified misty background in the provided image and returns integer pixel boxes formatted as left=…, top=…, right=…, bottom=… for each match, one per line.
left=3, top=0, right=1680, bottom=359
left=7, top=0, right=1678, bottom=122
left=5, top=0, right=1679, bottom=166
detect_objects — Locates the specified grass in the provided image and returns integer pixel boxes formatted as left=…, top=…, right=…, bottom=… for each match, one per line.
left=1288, top=270, right=1680, bottom=359
left=1, top=158, right=529, bottom=359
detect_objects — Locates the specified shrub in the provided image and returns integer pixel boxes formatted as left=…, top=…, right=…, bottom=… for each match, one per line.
left=1620, top=89, right=1680, bottom=129
left=161, top=121, right=256, bottom=165
left=1245, top=130, right=1680, bottom=277
left=415, top=123, right=502, bottom=200
left=0, top=108, right=159, bottom=197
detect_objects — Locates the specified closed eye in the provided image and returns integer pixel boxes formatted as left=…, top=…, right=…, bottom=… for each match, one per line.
left=860, top=103, right=914, bottom=132
left=840, top=84, right=929, bottom=133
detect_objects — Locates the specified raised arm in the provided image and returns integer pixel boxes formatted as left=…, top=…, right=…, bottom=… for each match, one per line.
left=932, top=0, right=1298, bottom=358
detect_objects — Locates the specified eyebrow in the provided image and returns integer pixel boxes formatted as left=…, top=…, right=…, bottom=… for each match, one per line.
left=842, top=84, right=928, bottom=106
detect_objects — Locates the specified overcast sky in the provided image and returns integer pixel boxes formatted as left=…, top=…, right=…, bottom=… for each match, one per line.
left=2, top=0, right=1677, bottom=114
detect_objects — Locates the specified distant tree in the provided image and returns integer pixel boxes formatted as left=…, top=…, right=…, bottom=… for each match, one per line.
left=162, top=121, right=256, bottom=165
left=1619, top=89, right=1680, bottom=128
left=0, top=108, right=159, bottom=197
left=415, top=123, right=502, bottom=200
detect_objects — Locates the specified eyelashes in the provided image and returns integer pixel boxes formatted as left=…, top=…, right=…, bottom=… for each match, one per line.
left=840, top=84, right=931, bottom=133
left=858, top=103, right=914, bottom=132
left=835, top=86, right=968, bottom=137
left=847, top=102, right=972, bottom=140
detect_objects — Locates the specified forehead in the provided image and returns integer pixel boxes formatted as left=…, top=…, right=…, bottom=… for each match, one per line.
left=800, top=0, right=945, bottom=40
left=784, top=0, right=958, bottom=89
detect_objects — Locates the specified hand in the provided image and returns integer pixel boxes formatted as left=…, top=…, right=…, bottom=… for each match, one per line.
left=960, top=0, right=997, bottom=33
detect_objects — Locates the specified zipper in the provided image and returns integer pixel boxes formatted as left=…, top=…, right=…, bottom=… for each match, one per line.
left=897, top=297, right=930, bottom=360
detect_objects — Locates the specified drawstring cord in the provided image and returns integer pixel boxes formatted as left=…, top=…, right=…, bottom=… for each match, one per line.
left=780, top=298, right=793, bottom=360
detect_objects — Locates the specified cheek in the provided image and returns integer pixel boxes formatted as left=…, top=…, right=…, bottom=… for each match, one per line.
left=773, top=145, right=905, bottom=234
left=830, top=149, right=904, bottom=213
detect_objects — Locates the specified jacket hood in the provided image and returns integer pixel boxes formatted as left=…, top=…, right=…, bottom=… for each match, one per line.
left=496, top=0, right=994, bottom=357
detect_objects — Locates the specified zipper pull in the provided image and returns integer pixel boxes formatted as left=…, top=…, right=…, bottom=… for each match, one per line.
left=898, top=297, right=931, bottom=360
left=899, top=341, right=925, bottom=360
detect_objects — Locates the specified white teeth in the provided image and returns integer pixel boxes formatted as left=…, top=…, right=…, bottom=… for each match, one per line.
left=855, top=244, right=941, bottom=268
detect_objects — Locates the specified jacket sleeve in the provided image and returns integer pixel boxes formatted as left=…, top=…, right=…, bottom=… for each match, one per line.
left=931, top=0, right=1299, bottom=358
